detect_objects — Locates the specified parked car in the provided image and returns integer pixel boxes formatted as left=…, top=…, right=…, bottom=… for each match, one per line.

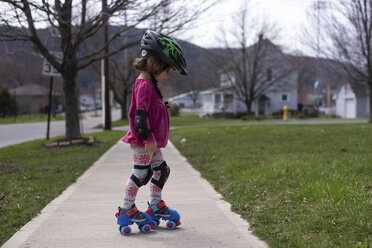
left=79, top=105, right=89, bottom=113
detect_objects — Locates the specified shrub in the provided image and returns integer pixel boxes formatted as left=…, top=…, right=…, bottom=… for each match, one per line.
left=0, top=88, right=18, bottom=117
left=241, top=115, right=256, bottom=121
left=169, top=103, right=180, bottom=117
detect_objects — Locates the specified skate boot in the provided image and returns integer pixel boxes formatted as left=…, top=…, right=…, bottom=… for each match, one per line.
left=146, top=200, right=181, bottom=230
left=115, top=204, right=152, bottom=235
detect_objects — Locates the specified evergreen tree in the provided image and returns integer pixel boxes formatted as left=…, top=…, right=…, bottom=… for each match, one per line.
left=0, top=88, right=18, bottom=117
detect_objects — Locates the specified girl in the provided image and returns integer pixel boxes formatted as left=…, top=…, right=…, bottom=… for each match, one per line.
left=116, top=30, right=187, bottom=235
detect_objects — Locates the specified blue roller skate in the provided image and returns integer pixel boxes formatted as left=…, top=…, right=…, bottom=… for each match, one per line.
left=115, top=204, right=153, bottom=236
left=146, top=200, right=181, bottom=230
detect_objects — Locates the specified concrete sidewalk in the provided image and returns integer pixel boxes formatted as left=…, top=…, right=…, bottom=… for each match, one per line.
left=2, top=141, right=268, bottom=248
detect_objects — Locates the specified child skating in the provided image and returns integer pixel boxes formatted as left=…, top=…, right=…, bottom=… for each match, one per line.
left=116, top=30, right=187, bottom=236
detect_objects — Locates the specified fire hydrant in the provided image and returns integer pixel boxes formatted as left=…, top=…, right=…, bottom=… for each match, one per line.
left=283, top=105, right=289, bottom=121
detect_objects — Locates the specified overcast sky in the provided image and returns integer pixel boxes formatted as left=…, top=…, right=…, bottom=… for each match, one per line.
left=181, top=0, right=318, bottom=55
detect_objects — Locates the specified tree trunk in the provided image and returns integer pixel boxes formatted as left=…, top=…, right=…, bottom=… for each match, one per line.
left=62, top=67, right=81, bottom=139
left=119, top=90, right=128, bottom=120
left=120, top=93, right=128, bottom=120
left=369, top=83, right=372, bottom=123
left=246, top=100, right=253, bottom=116
left=120, top=104, right=126, bottom=120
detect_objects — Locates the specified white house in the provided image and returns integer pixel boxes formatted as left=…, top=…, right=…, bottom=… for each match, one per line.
left=334, top=82, right=369, bottom=118
left=200, top=85, right=241, bottom=116
left=168, top=91, right=202, bottom=108
left=199, top=76, right=298, bottom=117
left=169, top=39, right=363, bottom=118
left=200, top=39, right=298, bottom=117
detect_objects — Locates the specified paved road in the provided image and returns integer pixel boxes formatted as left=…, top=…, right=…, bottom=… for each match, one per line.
left=2, top=141, right=268, bottom=248
left=0, top=110, right=122, bottom=148
left=1, top=114, right=368, bottom=148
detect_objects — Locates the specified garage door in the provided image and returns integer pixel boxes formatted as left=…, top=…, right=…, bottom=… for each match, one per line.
left=344, top=98, right=355, bottom=118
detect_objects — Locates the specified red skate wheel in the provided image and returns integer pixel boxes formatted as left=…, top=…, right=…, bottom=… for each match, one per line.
left=166, top=221, right=176, bottom=230
left=140, top=224, right=151, bottom=234
left=120, top=226, right=131, bottom=236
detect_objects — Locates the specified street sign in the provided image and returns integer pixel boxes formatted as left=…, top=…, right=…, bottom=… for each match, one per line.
left=42, top=52, right=62, bottom=77
left=42, top=52, right=62, bottom=140
left=42, top=59, right=60, bottom=77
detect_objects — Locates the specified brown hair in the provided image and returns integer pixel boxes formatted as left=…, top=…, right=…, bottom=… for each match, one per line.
left=133, top=55, right=171, bottom=76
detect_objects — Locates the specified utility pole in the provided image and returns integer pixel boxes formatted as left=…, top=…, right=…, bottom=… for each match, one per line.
left=315, top=0, right=321, bottom=107
left=103, top=0, right=111, bottom=130
left=315, top=0, right=326, bottom=107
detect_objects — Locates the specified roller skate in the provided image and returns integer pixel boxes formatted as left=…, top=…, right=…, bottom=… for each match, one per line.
left=146, top=200, right=181, bottom=230
left=115, top=204, right=153, bottom=236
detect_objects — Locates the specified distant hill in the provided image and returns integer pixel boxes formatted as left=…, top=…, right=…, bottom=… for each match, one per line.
left=0, top=26, right=220, bottom=98
left=1, top=25, right=344, bottom=101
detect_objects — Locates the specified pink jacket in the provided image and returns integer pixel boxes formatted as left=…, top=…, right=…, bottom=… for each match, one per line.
left=122, top=79, right=170, bottom=148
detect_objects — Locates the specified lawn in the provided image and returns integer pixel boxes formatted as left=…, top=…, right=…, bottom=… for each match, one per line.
left=170, top=124, right=372, bottom=248
left=0, top=131, right=123, bottom=246
left=106, top=115, right=247, bottom=128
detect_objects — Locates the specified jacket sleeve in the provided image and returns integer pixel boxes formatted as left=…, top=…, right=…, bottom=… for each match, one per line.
left=135, top=82, right=156, bottom=143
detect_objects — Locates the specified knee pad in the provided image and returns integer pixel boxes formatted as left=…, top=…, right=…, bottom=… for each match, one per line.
left=130, top=165, right=153, bottom=187
left=151, top=161, right=170, bottom=189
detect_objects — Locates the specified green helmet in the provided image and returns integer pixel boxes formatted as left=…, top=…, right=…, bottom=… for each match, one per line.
left=140, top=30, right=187, bottom=75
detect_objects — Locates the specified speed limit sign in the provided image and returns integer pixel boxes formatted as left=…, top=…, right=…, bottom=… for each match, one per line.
left=42, top=52, right=62, bottom=77
left=42, top=59, right=60, bottom=77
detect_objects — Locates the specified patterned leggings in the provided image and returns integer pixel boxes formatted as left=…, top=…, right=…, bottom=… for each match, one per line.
left=121, top=144, right=165, bottom=211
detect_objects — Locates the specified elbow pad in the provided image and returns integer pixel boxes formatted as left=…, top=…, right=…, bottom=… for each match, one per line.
left=134, top=109, right=151, bottom=140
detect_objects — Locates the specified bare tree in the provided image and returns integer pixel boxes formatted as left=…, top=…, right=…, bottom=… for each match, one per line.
left=185, top=61, right=216, bottom=108
left=110, top=51, right=137, bottom=120
left=0, top=0, right=214, bottom=139
left=215, top=1, right=292, bottom=115
left=306, top=0, right=372, bottom=122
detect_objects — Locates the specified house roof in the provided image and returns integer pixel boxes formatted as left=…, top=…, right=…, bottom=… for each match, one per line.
left=288, top=55, right=346, bottom=91
left=219, top=39, right=290, bottom=72
left=168, top=91, right=199, bottom=101
left=200, top=85, right=233, bottom=95
left=336, top=81, right=369, bottom=98
left=9, top=84, right=62, bottom=96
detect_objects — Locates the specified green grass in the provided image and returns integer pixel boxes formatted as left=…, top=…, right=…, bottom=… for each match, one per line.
left=0, top=114, right=66, bottom=124
left=170, top=116, right=233, bottom=127
left=103, top=115, right=369, bottom=129
left=0, top=131, right=123, bottom=245
left=170, top=124, right=372, bottom=248
left=100, top=116, right=243, bottom=128
left=95, top=119, right=129, bottom=128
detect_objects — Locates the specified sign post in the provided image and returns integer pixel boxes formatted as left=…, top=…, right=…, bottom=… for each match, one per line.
left=42, top=57, right=61, bottom=140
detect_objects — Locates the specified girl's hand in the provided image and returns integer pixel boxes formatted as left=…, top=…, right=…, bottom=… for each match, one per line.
left=145, top=141, right=157, bottom=153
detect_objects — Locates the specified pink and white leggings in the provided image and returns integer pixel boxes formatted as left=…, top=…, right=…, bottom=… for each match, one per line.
left=121, top=144, right=165, bottom=211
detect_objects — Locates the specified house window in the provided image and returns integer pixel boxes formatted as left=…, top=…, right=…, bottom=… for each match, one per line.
left=224, top=94, right=233, bottom=104
left=281, top=94, right=288, bottom=102
left=267, top=68, right=272, bottom=81
left=215, top=94, right=221, bottom=104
